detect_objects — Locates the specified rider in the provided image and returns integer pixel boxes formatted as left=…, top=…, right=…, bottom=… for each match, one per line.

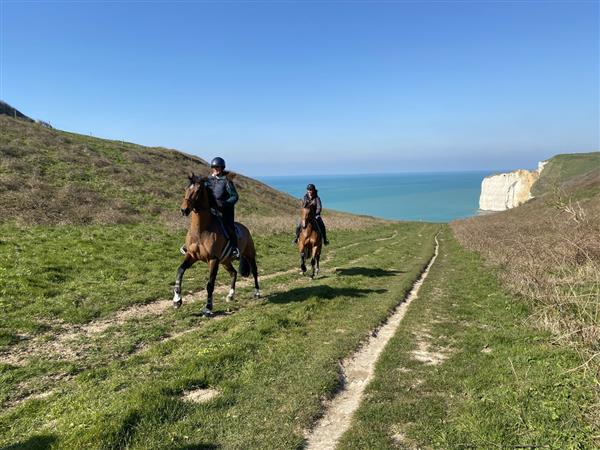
left=293, top=183, right=329, bottom=245
left=206, top=157, right=240, bottom=259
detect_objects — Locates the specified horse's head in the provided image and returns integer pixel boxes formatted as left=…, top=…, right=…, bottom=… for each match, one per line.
left=301, top=203, right=316, bottom=229
left=181, top=172, right=208, bottom=216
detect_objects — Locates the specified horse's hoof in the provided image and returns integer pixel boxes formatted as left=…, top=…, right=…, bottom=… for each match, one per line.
left=202, top=307, right=214, bottom=317
left=173, top=292, right=183, bottom=309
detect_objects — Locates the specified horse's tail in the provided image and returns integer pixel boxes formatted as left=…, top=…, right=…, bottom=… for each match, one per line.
left=239, top=256, right=251, bottom=277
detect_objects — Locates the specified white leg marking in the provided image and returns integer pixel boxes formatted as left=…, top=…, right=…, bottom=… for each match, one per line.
left=173, top=291, right=182, bottom=308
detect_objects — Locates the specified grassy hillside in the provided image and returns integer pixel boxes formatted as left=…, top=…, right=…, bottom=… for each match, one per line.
left=532, top=151, right=600, bottom=196
left=0, top=116, right=318, bottom=230
left=452, top=155, right=600, bottom=434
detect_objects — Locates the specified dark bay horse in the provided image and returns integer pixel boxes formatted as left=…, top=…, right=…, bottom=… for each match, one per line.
left=173, top=173, right=260, bottom=316
left=298, top=203, right=322, bottom=279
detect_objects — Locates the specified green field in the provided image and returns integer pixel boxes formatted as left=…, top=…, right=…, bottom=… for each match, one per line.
left=1, top=222, right=597, bottom=449
left=340, top=230, right=596, bottom=449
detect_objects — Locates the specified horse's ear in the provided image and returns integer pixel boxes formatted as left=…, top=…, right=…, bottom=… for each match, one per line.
left=226, top=172, right=237, bottom=181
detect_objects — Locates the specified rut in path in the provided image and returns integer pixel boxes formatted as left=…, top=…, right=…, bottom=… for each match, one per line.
left=304, top=234, right=440, bottom=450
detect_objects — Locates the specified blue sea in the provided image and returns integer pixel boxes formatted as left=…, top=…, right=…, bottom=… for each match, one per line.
left=258, top=172, right=493, bottom=223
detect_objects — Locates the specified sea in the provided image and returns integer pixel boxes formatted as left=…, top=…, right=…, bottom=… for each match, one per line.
left=257, top=171, right=494, bottom=223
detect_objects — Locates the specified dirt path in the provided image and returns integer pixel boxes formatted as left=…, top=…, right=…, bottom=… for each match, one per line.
left=304, top=234, right=439, bottom=450
left=0, top=229, right=406, bottom=368
left=0, top=264, right=304, bottom=367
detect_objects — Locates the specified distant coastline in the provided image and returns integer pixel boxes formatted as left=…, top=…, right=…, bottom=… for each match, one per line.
left=259, top=171, right=494, bottom=223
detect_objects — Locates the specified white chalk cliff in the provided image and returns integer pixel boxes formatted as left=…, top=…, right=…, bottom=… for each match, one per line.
left=479, top=161, right=547, bottom=211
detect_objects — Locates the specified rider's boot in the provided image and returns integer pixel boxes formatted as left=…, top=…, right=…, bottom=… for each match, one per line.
left=321, top=225, right=329, bottom=245
left=229, top=232, right=240, bottom=259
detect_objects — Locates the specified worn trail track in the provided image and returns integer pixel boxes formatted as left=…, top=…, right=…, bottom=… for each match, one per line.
left=1, top=230, right=402, bottom=368
left=2, top=228, right=414, bottom=409
left=305, top=234, right=440, bottom=450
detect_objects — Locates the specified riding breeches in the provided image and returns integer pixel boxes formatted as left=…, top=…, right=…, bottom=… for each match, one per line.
left=221, top=208, right=238, bottom=248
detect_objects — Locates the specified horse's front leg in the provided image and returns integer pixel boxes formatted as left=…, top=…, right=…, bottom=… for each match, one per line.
left=310, top=245, right=320, bottom=279
left=223, top=261, right=237, bottom=302
left=315, top=252, right=321, bottom=276
left=203, top=258, right=219, bottom=317
left=173, top=257, right=193, bottom=309
left=300, top=248, right=307, bottom=275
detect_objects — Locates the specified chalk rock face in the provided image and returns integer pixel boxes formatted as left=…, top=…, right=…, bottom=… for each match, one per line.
left=479, top=166, right=544, bottom=211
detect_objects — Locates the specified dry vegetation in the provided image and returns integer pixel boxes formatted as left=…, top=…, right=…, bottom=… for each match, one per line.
left=0, top=116, right=297, bottom=225
left=0, top=116, right=384, bottom=233
left=452, top=170, right=600, bottom=383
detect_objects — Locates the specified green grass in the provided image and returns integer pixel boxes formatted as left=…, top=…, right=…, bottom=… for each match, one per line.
left=339, top=228, right=598, bottom=449
left=532, top=152, right=600, bottom=197
left=0, top=115, right=299, bottom=226
left=0, top=223, right=299, bottom=339
left=1, top=222, right=439, bottom=448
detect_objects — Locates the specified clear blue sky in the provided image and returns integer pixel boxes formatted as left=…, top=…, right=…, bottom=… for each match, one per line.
left=2, top=1, right=598, bottom=176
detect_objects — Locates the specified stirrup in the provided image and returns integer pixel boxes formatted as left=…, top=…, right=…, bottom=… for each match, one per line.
left=180, top=245, right=187, bottom=255
left=232, top=247, right=240, bottom=259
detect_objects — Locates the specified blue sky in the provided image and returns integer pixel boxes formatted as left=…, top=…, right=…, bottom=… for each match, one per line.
left=1, top=1, right=598, bottom=176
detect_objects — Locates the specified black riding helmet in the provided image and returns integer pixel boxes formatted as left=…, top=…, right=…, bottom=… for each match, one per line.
left=306, top=183, right=316, bottom=191
left=210, top=157, right=226, bottom=169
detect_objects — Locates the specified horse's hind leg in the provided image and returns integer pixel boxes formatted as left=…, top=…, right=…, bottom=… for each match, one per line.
left=250, top=257, right=260, bottom=298
left=173, top=256, right=193, bottom=309
left=223, top=261, right=237, bottom=302
left=203, top=258, right=219, bottom=316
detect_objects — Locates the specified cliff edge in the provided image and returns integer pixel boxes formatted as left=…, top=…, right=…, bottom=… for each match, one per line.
left=479, top=162, right=546, bottom=211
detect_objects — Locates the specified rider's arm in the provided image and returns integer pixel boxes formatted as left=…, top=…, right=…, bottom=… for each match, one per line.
left=315, top=197, right=322, bottom=216
left=226, top=181, right=239, bottom=205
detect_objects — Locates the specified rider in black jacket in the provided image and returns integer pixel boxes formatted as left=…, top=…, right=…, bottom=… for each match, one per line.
left=293, top=183, right=329, bottom=245
left=206, top=157, right=240, bottom=258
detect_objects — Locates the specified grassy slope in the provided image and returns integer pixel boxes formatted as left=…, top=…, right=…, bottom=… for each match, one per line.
left=453, top=167, right=599, bottom=366
left=0, top=116, right=299, bottom=226
left=341, top=228, right=597, bottom=449
left=532, top=151, right=600, bottom=197
left=0, top=222, right=439, bottom=449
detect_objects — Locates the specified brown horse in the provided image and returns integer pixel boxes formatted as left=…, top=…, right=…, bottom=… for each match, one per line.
left=298, top=203, right=322, bottom=279
left=173, top=173, right=260, bottom=316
